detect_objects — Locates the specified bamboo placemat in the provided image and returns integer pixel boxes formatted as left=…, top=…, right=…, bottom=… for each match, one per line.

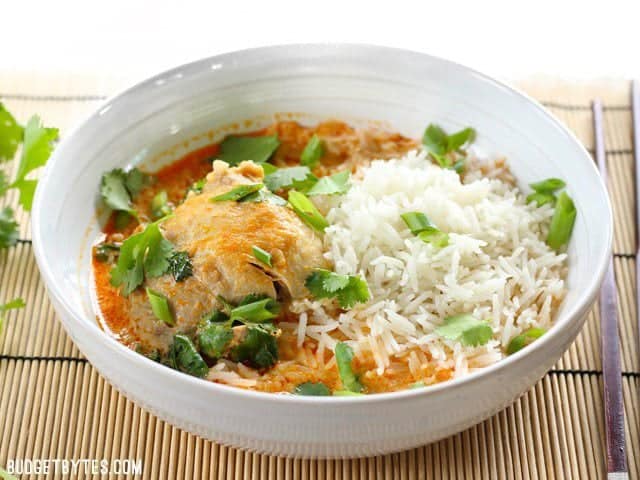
left=1, top=73, right=638, bottom=479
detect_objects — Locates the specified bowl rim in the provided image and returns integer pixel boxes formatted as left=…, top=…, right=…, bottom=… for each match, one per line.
left=31, top=42, right=613, bottom=405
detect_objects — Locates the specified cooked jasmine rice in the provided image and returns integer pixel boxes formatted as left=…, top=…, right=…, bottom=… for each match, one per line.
left=294, top=149, right=568, bottom=379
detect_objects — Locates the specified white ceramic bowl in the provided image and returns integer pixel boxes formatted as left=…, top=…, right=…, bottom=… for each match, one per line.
left=32, top=44, right=612, bottom=458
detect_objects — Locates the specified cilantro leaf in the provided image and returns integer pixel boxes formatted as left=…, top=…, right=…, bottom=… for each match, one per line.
left=300, top=134, right=324, bottom=168
left=0, top=171, right=9, bottom=196
left=110, top=221, right=174, bottom=295
left=0, top=103, right=23, bottom=162
left=230, top=323, right=279, bottom=369
left=334, top=342, right=363, bottom=393
left=306, top=171, right=351, bottom=196
left=294, top=381, right=331, bottom=396
left=305, top=269, right=370, bottom=309
left=0, top=207, right=19, bottom=248
left=167, top=251, right=193, bottom=282
left=0, top=297, right=26, bottom=333
left=264, top=166, right=316, bottom=192
left=124, top=168, right=150, bottom=196
left=218, top=135, right=280, bottom=166
left=435, top=314, right=493, bottom=347
left=9, top=115, right=58, bottom=212
left=422, top=124, right=475, bottom=155
left=198, top=323, right=234, bottom=359
left=169, top=334, right=209, bottom=377
left=100, top=168, right=144, bottom=218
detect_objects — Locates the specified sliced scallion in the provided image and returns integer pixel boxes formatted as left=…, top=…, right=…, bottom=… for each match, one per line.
left=546, top=191, right=577, bottom=250
left=146, top=287, right=174, bottom=326
left=300, top=134, right=324, bottom=168
left=507, top=327, right=546, bottom=355
left=211, top=183, right=264, bottom=202
left=287, top=190, right=329, bottom=232
left=252, top=245, right=272, bottom=267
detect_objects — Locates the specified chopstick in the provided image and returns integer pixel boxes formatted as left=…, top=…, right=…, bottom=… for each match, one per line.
left=593, top=99, right=628, bottom=479
left=632, top=80, right=640, bottom=366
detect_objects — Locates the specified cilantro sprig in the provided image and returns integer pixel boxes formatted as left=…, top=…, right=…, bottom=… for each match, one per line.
left=422, top=123, right=475, bottom=172
left=435, top=314, right=493, bottom=347
left=305, top=269, right=370, bottom=309
left=100, top=167, right=149, bottom=220
left=109, top=220, right=174, bottom=295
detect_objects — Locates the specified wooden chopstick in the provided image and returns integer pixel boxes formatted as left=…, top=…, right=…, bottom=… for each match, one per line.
left=632, top=81, right=640, bottom=370
left=593, top=99, right=629, bottom=479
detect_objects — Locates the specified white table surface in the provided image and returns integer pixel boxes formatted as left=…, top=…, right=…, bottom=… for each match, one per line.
left=2, top=0, right=638, bottom=82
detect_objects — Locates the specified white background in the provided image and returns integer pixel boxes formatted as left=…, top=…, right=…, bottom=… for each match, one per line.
left=2, top=0, right=639, bottom=81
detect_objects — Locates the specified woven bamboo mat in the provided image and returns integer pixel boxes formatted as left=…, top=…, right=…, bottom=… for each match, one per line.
left=1, top=73, right=638, bottom=479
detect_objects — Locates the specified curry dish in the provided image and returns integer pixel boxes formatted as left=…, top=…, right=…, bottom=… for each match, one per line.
left=93, top=119, right=574, bottom=396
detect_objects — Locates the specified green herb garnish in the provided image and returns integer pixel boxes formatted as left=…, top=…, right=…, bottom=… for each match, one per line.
left=0, top=297, right=26, bottom=333
left=287, top=190, right=329, bottom=232
left=264, top=166, right=316, bottom=192
left=169, top=334, right=209, bottom=377
left=109, top=220, right=174, bottom=295
left=435, top=314, right=493, bottom=347
left=198, top=323, right=234, bottom=359
left=167, top=251, right=193, bottom=282
left=241, top=188, right=288, bottom=206
left=332, top=390, right=365, bottom=396
left=293, top=381, right=331, bottom=396
left=94, top=243, right=120, bottom=262
left=0, top=207, right=19, bottom=248
left=400, top=211, right=449, bottom=247
left=409, top=381, right=426, bottom=389
left=211, top=183, right=264, bottom=202
left=230, top=323, right=279, bottom=369
left=0, top=104, right=23, bottom=161
left=230, top=296, right=279, bottom=323
left=507, top=327, right=546, bottom=355
left=334, top=342, right=364, bottom=393
left=306, top=171, right=351, bottom=196
left=219, top=135, right=280, bottom=166
left=305, top=269, right=370, bottom=309
left=146, top=287, right=175, bottom=326
left=526, top=192, right=556, bottom=206
left=100, top=168, right=148, bottom=219
left=187, top=178, right=206, bottom=196
left=151, top=190, right=173, bottom=219
left=252, top=245, right=272, bottom=267
left=530, top=178, right=566, bottom=194
left=423, top=124, right=475, bottom=156
left=300, top=134, right=324, bottom=168
left=546, top=191, right=577, bottom=250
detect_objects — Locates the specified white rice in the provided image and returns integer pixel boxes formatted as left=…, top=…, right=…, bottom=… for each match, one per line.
left=293, top=149, right=567, bottom=378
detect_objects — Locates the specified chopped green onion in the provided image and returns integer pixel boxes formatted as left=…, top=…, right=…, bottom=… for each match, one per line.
left=146, top=287, right=174, bottom=326
left=435, top=314, right=493, bottom=347
left=300, top=134, right=324, bottom=168
left=169, top=334, right=209, bottom=377
left=294, top=381, right=331, bottom=396
left=218, top=135, right=280, bottom=166
left=334, top=342, right=364, bottom=393
left=230, top=297, right=279, bottom=323
left=400, top=212, right=432, bottom=234
left=187, top=178, right=206, bottom=196
left=287, top=190, right=329, bottom=232
left=211, top=183, right=264, bottom=202
left=333, top=390, right=365, bottom=396
left=526, top=192, right=556, bottom=207
left=546, top=191, right=577, bottom=250
left=409, top=381, right=426, bottom=389
left=507, top=327, right=546, bottom=355
left=530, top=178, right=566, bottom=194
left=151, top=190, right=173, bottom=219
left=401, top=211, right=449, bottom=247
left=252, top=245, right=272, bottom=267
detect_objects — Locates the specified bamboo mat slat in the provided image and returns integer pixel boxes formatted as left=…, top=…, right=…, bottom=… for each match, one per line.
left=0, top=74, right=638, bottom=479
